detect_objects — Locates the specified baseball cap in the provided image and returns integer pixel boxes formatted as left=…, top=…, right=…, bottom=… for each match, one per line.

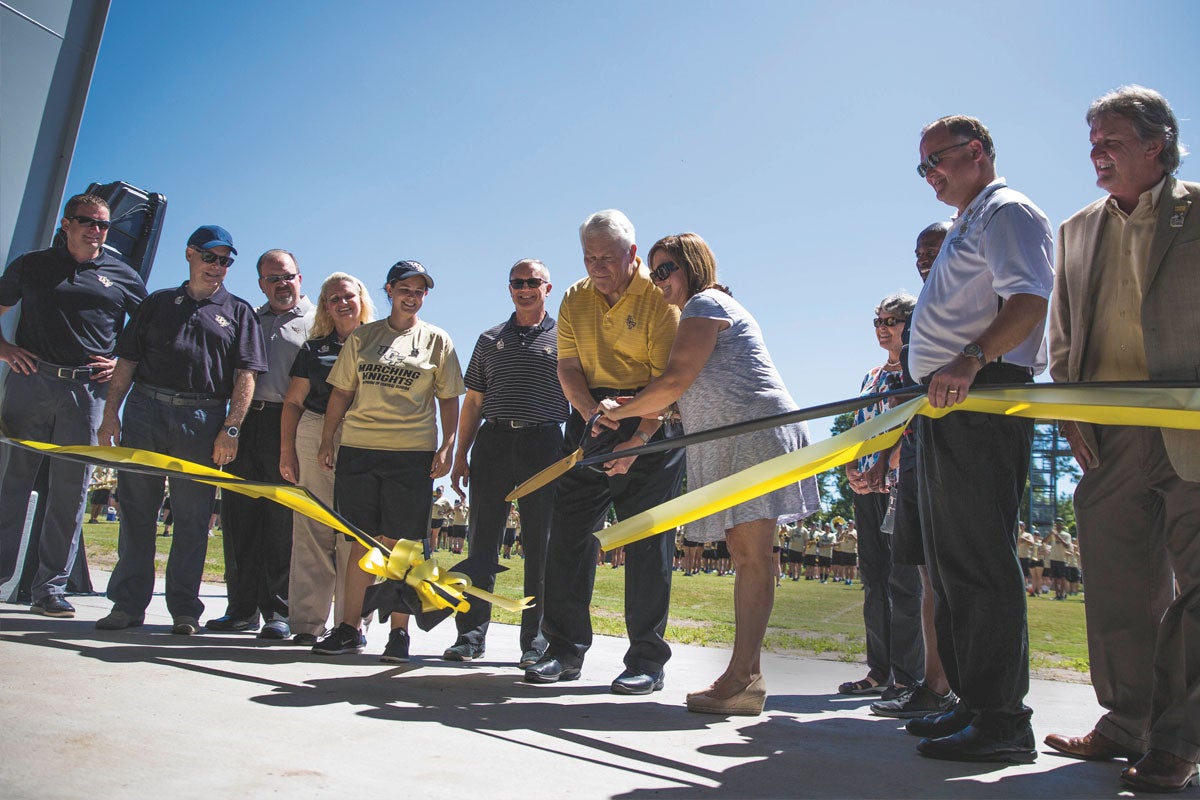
left=386, top=260, right=434, bottom=288
left=187, top=225, right=238, bottom=255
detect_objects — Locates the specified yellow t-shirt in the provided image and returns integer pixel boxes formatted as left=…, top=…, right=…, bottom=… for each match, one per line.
left=327, top=318, right=465, bottom=451
left=556, top=260, right=680, bottom=388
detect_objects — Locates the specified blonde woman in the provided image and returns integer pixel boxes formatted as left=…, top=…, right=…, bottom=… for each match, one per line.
left=279, top=273, right=375, bottom=646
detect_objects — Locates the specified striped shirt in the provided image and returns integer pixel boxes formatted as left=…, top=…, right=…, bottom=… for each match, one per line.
left=557, top=261, right=679, bottom=388
left=464, top=312, right=568, bottom=424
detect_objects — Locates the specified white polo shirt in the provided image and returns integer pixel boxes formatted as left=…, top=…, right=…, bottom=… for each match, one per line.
left=909, top=178, right=1054, bottom=380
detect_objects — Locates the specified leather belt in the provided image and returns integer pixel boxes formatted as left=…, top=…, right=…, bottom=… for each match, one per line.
left=134, top=383, right=227, bottom=407
left=37, top=361, right=93, bottom=381
left=248, top=400, right=284, bottom=412
left=487, top=419, right=561, bottom=429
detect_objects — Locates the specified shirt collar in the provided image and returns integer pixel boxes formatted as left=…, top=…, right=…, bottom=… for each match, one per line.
left=1104, top=174, right=1168, bottom=217
left=959, top=177, right=1008, bottom=222
left=257, top=294, right=314, bottom=318
left=504, top=311, right=554, bottom=332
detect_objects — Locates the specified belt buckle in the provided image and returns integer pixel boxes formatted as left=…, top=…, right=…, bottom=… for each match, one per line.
left=56, top=366, right=85, bottom=380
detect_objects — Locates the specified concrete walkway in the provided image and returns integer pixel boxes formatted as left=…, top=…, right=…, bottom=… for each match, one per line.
left=0, top=570, right=1154, bottom=799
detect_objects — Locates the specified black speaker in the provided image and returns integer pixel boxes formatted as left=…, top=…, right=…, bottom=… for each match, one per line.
left=52, top=180, right=167, bottom=283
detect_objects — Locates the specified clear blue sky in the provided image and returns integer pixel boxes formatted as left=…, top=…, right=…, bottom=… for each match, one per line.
left=67, top=0, right=1200, bottom=441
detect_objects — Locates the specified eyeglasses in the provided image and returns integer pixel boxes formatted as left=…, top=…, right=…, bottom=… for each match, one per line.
left=916, top=141, right=971, bottom=178
left=508, top=278, right=547, bottom=290
left=873, top=316, right=906, bottom=328
left=69, top=215, right=111, bottom=231
left=649, top=261, right=679, bottom=283
left=192, top=247, right=234, bottom=268
left=262, top=272, right=298, bottom=284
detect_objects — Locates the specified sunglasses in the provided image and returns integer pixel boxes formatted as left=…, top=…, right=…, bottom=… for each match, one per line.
left=69, top=215, right=111, bottom=231
left=649, top=261, right=680, bottom=283
left=873, top=316, right=906, bottom=328
left=192, top=247, right=234, bottom=268
left=916, top=141, right=971, bottom=178
left=508, top=278, right=547, bottom=290
left=262, top=272, right=298, bottom=284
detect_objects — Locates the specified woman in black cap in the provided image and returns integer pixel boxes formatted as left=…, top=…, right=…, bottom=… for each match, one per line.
left=312, top=261, right=465, bottom=663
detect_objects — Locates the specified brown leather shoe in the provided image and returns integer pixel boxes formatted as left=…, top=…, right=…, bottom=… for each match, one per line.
left=1044, top=729, right=1141, bottom=762
left=1121, top=749, right=1199, bottom=793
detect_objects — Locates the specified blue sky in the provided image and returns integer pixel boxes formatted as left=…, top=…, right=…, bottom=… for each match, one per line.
left=67, top=0, right=1200, bottom=444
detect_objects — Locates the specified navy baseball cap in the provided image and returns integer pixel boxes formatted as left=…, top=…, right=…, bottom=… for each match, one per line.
left=187, top=225, right=238, bottom=255
left=386, top=260, right=434, bottom=288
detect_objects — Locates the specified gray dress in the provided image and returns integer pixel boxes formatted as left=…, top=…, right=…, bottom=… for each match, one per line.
left=676, top=289, right=819, bottom=542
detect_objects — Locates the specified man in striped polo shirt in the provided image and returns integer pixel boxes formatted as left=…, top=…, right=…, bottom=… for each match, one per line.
left=447, top=259, right=568, bottom=667
left=525, top=209, right=685, bottom=695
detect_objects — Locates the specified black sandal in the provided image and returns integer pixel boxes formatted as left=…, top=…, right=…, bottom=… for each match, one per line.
left=838, top=677, right=884, bottom=695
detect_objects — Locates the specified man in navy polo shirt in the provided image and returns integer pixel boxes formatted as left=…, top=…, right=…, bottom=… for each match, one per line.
left=210, top=249, right=313, bottom=640
left=447, top=258, right=568, bottom=666
left=95, top=225, right=267, bottom=635
left=0, top=193, right=147, bottom=617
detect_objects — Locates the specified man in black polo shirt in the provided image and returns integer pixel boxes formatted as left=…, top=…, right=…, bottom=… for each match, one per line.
left=209, top=249, right=313, bottom=640
left=0, top=193, right=146, bottom=617
left=95, top=225, right=267, bottom=635
left=447, top=258, right=568, bottom=667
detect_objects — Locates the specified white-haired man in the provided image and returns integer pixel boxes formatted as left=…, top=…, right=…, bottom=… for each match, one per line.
left=525, top=210, right=683, bottom=694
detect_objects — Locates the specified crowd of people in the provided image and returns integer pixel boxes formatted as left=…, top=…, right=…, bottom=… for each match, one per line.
left=1, top=85, right=1198, bottom=790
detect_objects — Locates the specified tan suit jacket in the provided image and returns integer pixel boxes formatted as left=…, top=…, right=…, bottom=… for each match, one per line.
left=1050, top=175, right=1200, bottom=480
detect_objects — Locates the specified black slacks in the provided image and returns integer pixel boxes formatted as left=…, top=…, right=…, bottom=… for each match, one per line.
left=916, top=364, right=1034, bottom=733
left=220, top=406, right=292, bottom=621
left=540, top=409, right=684, bottom=674
left=455, top=421, right=564, bottom=653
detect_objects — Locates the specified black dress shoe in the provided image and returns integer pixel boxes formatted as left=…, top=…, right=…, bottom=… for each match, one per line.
left=205, top=614, right=260, bottom=632
left=906, top=702, right=974, bottom=738
left=1121, top=749, right=1199, bottom=793
left=918, top=723, right=1037, bottom=764
left=524, top=657, right=581, bottom=684
left=30, top=596, right=76, bottom=618
left=611, top=668, right=665, bottom=695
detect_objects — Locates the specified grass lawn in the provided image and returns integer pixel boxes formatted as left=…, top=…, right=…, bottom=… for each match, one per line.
left=81, top=521, right=1090, bottom=678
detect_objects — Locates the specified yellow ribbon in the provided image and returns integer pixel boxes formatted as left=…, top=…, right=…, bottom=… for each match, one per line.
left=5, top=438, right=533, bottom=615
left=596, top=385, right=1200, bottom=551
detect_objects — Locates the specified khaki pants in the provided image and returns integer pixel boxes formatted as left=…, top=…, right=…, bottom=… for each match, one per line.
left=288, top=410, right=352, bottom=636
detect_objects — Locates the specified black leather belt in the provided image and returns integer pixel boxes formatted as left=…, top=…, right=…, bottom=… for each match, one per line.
left=134, top=383, right=227, bottom=407
left=248, top=400, right=284, bottom=412
left=487, top=419, right=561, bottom=429
left=37, top=361, right=93, bottom=381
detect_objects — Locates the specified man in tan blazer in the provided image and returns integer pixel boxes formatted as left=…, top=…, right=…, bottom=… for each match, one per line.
left=1046, top=85, right=1200, bottom=793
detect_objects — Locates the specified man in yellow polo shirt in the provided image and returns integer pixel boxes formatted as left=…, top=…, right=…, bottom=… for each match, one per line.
left=525, top=209, right=684, bottom=694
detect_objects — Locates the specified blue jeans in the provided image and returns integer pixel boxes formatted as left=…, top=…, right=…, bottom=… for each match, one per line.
left=0, top=369, right=105, bottom=600
left=106, top=390, right=223, bottom=619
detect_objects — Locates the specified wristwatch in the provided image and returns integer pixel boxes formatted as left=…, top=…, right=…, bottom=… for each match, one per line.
left=223, top=425, right=240, bottom=439
left=960, top=342, right=986, bottom=367
left=633, top=430, right=652, bottom=445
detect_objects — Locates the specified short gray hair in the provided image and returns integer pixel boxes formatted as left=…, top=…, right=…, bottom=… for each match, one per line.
left=1087, top=85, right=1187, bottom=174
left=579, top=209, right=635, bottom=250
left=876, top=291, right=917, bottom=319
left=509, top=258, right=549, bottom=280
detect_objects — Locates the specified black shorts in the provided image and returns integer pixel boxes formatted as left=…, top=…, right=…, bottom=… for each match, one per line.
left=715, top=541, right=730, bottom=560
left=787, top=551, right=803, bottom=564
left=1049, top=560, right=1069, bottom=580
left=502, top=527, right=517, bottom=546
left=450, top=524, right=467, bottom=539
left=803, top=554, right=817, bottom=566
left=334, top=446, right=434, bottom=545
left=431, top=518, right=445, bottom=530
left=682, top=538, right=701, bottom=548
left=816, top=555, right=832, bottom=567
left=833, top=550, right=857, bottom=566
left=1067, top=566, right=1081, bottom=583
left=1019, top=557, right=1032, bottom=576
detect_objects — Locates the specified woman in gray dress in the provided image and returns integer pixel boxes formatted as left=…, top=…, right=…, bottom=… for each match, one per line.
left=598, top=232, right=819, bottom=715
